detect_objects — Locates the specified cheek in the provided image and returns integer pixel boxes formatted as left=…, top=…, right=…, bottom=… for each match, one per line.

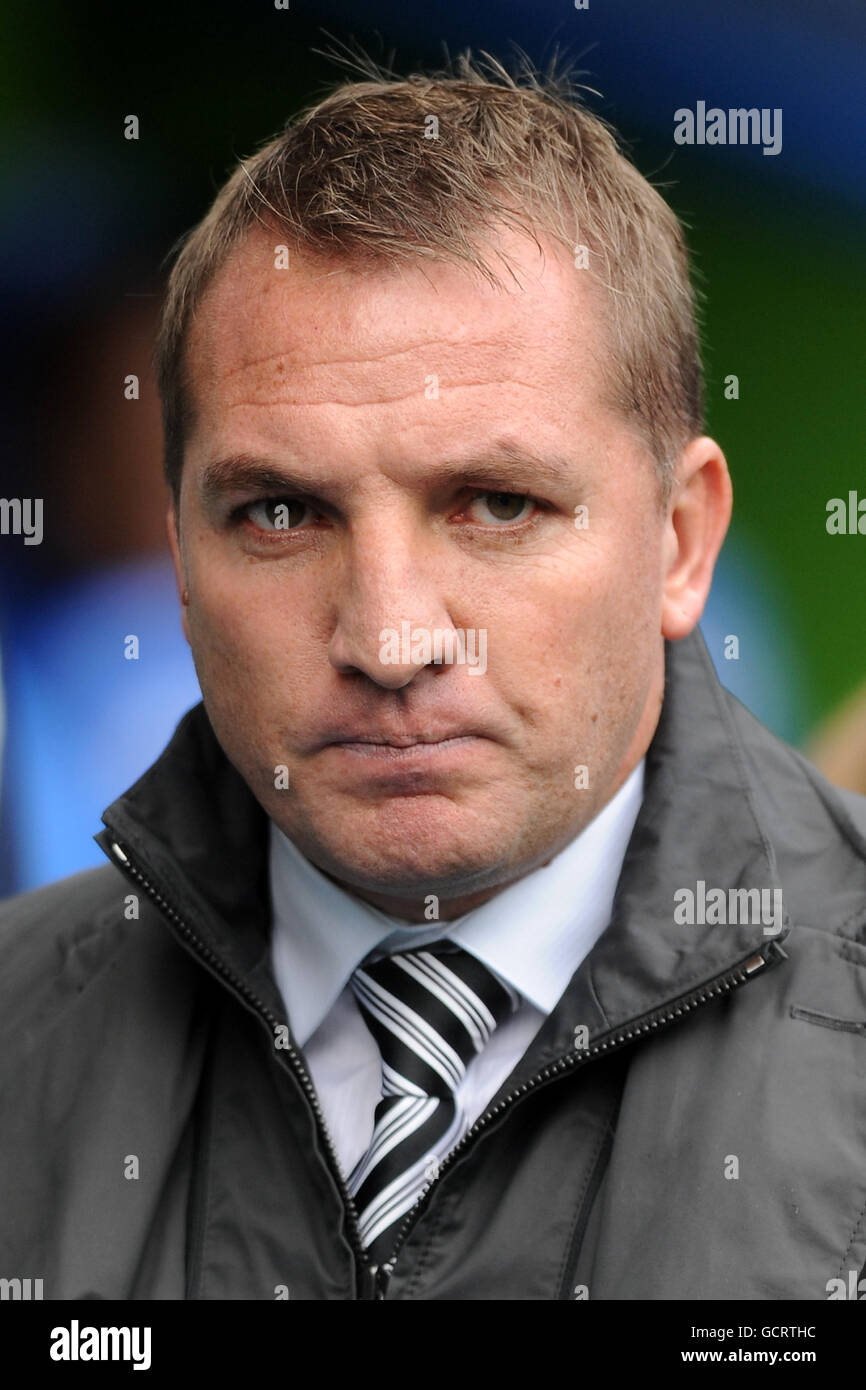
left=494, top=534, right=655, bottom=671
left=496, top=537, right=660, bottom=739
left=184, top=560, right=282, bottom=708
left=190, top=585, right=266, bottom=666
left=185, top=557, right=331, bottom=747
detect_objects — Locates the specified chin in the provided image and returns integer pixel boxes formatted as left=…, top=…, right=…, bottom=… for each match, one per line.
left=292, top=811, right=514, bottom=903
left=327, top=859, right=512, bottom=910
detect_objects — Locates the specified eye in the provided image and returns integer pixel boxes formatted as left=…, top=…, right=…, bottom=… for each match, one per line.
left=466, top=492, right=535, bottom=525
left=244, top=497, right=312, bottom=531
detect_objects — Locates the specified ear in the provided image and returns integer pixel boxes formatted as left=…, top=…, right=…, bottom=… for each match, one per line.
left=660, top=435, right=733, bottom=641
left=166, top=502, right=192, bottom=645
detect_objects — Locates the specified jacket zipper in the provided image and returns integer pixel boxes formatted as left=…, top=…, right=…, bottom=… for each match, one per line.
left=107, top=837, right=786, bottom=1302
left=371, top=937, right=787, bottom=1299
left=106, top=840, right=375, bottom=1293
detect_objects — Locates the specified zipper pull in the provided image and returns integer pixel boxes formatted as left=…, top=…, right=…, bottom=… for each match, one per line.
left=367, top=1261, right=394, bottom=1300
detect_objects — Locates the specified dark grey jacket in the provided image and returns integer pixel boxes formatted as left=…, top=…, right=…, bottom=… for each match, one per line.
left=2, top=629, right=865, bottom=1300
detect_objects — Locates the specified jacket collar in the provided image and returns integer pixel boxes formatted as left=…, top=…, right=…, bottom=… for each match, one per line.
left=500, top=626, right=790, bottom=1086
left=97, top=626, right=788, bottom=1057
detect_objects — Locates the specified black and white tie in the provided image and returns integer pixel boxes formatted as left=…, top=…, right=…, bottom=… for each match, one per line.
left=347, top=940, right=521, bottom=1265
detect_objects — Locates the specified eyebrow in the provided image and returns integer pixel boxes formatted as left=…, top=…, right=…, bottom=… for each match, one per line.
left=199, top=440, right=581, bottom=507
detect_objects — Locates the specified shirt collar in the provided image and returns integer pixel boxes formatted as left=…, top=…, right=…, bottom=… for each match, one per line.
left=269, top=759, right=645, bottom=1047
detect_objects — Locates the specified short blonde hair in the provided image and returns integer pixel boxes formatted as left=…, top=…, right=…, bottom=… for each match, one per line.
left=155, top=55, right=703, bottom=499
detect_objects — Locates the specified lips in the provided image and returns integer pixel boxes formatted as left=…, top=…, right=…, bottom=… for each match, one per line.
left=325, top=730, right=477, bottom=749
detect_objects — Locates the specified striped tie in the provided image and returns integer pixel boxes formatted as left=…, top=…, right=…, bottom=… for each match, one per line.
left=348, top=940, right=521, bottom=1265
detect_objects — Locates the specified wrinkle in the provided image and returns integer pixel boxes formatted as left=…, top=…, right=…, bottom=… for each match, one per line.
left=217, top=337, right=515, bottom=382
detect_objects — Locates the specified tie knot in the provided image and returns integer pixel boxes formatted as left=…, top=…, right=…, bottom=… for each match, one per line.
left=350, top=941, right=521, bottom=1099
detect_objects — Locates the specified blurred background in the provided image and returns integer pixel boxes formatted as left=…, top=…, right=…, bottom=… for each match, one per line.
left=1, top=0, right=865, bottom=894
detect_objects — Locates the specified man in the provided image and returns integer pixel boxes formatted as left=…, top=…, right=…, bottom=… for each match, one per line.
left=2, top=60, right=865, bottom=1302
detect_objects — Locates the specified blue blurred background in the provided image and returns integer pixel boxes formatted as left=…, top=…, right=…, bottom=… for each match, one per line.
left=1, top=0, right=864, bottom=893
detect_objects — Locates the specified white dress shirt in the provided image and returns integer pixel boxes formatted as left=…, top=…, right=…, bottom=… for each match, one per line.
left=269, top=759, right=644, bottom=1179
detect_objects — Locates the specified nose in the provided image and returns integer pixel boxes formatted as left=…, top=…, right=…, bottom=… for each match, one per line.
left=328, top=525, right=457, bottom=689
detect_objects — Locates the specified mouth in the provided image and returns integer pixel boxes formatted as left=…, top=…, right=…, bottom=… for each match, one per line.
left=317, top=721, right=485, bottom=748
left=330, top=734, right=482, bottom=759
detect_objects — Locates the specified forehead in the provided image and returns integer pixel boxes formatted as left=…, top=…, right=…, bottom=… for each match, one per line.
left=184, top=226, right=612, bottom=414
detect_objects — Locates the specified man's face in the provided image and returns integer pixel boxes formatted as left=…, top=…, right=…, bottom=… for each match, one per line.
left=172, top=227, right=673, bottom=919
